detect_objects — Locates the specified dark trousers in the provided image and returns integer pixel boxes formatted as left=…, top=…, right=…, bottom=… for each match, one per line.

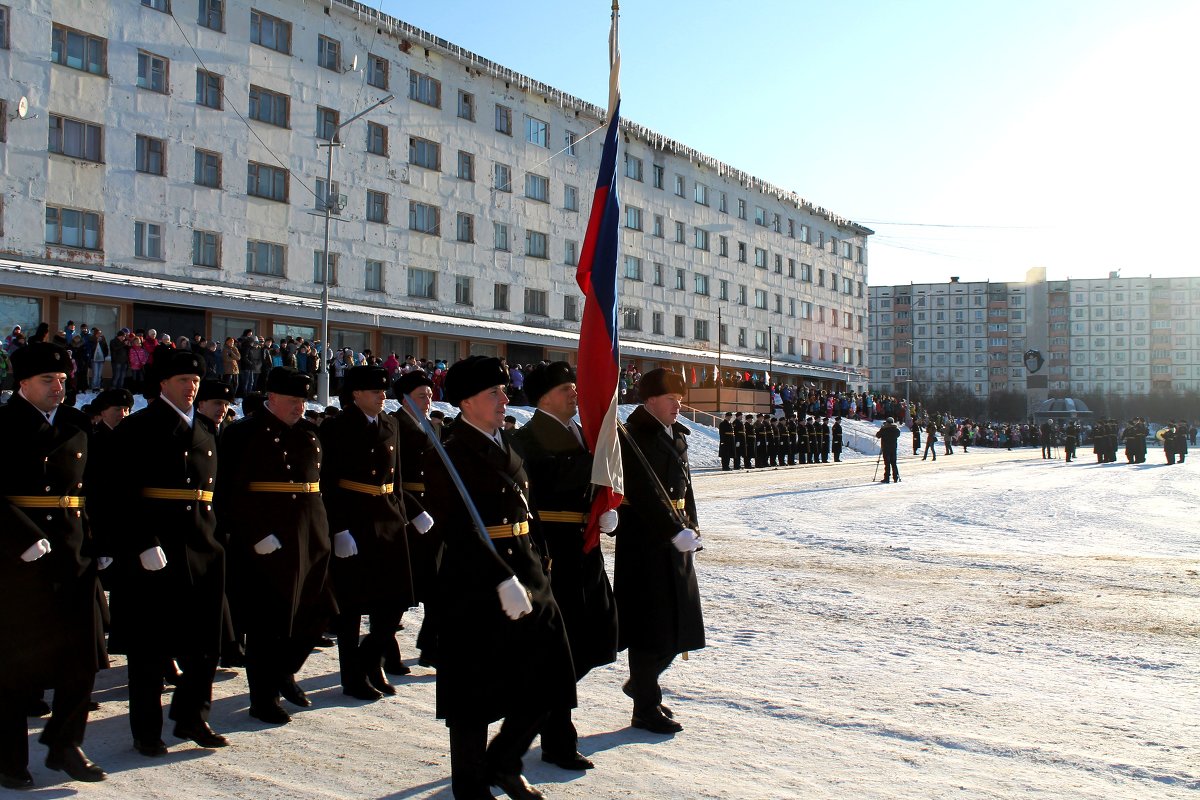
left=1042, top=445, right=1052, bottom=458
left=922, top=441, right=937, bottom=460
left=416, top=599, right=440, bottom=662
left=539, top=706, right=578, bottom=758
left=127, top=650, right=217, bottom=742
left=335, top=608, right=401, bottom=687
left=881, top=452, right=899, bottom=481
left=626, top=648, right=677, bottom=714
left=0, top=673, right=94, bottom=775
left=449, top=708, right=549, bottom=799
left=245, top=632, right=313, bottom=708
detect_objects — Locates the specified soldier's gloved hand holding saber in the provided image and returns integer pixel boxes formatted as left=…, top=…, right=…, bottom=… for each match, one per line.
left=616, top=420, right=702, bottom=553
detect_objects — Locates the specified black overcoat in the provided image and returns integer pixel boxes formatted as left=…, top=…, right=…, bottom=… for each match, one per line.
left=424, top=422, right=575, bottom=724
left=612, top=406, right=705, bottom=656
left=717, top=419, right=735, bottom=459
left=319, top=405, right=415, bottom=612
left=0, top=394, right=99, bottom=689
left=511, top=411, right=618, bottom=678
left=393, top=408, right=441, bottom=604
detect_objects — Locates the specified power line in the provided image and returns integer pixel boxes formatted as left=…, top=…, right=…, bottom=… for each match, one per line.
left=858, top=220, right=1042, bottom=229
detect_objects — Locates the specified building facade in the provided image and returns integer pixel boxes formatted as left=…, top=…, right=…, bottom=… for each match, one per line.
left=869, top=267, right=1200, bottom=402
left=0, top=0, right=870, bottom=390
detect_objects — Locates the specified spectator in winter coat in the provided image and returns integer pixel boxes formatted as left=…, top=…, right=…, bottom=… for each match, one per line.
left=109, top=329, right=131, bottom=389
left=222, top=338, right=241, bottom=388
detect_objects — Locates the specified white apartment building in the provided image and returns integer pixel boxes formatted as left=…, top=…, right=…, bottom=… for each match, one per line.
left=0, top=0, right=870, bottom=388
left=869, top=267, right=1200, bottom=401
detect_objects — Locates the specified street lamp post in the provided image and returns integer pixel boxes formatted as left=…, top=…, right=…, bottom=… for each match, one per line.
left=717, top=307, right=723, bottom=412
left=317, top=93, right=394, bottom=406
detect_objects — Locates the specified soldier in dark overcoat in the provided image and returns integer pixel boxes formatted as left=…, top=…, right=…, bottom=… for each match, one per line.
left=511, top=362, right=618, bottom=772
left=785, top=415, right=798, bottom=465
left=217, top=367, right=335, bottom=724
left=832, top=417, right=844, bottom=462
left=755, top=414, right=769, bottom=467
left=391, top=370, right=439, bottom=669
left=732, top=412, right=746, bottom=469
left=1064, top=422, right=1080, bottom=462
left=195, top=379, right=234, bottom=432
left=0, top=343, right=106, bottom=788
left=613, top=368, right=705, bottom=736
left=742, top=414, right=756, bottom=468
left=320, top=366, right=416, bottom=700
left=99, top=351, right=228, bottom=754
left=821, top=419, right=832, bottom=462
left=425, top=356, right=575, bottom=800
left=797, top=417, right=809, bottom=464
left=718, top=412, right=734, bottom=470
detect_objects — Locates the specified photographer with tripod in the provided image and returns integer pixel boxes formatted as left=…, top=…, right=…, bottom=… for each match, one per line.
left=875, top=417, right=902, bottom=483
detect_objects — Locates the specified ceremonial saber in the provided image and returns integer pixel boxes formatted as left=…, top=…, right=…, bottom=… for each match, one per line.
left=401, top=393, right=496, bottom=553
left=615, top=421, right=701, bottom=552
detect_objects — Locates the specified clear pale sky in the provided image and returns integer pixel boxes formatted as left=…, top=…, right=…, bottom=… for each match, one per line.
left=382, top=0, right=1199, bottom=287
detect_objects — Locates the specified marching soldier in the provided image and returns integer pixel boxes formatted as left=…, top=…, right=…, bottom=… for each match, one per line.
left=100, top=350, right=228, bottom=755
left=613, top=368, right=705, bottom=736
left=512, top=361, right=618, bottom=772
left=391, top=371, right=439, bottom=670
left=217, top=367, right=335, bottom=724
left=820, top=418, right=832, bottom=463
left=718, top=412, right=735, bottom=471
left=755, top=414, right=769, bottom=468
left=321, top=365, right=416, bottom=700
left=1064, top=421, right=1080, bottom=463
left=0, top=343, right=106, bottom=788
left=808, top=417, right=821, bottom=463
left=742, top=413, right=756, bottom=468
left=194, top=379, right=234, bottom=432
left=425, top=356, right=574, bottom=800
left=832, top=417, right=844, bottom=462
left=732, top=412, right=746, bottom=470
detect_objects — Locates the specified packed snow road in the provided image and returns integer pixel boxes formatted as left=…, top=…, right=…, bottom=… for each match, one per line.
left=27, top=447, right=1199, bottom=799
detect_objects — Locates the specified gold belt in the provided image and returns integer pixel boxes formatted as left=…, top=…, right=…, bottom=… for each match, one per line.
left=247, top=481, right=320, bottom=493
left=142, top=488, right=214, bottom=502
left=485, top=521, right=529, bottom=539
left=5, top=495, right=85, bottom=509
left=621, top=498, right=685, bottom=510
left=401, top=482, right=426, bottom=492
left=539, top=511, right=587, bottom=524
left=337, top=479, right=394, bottom=496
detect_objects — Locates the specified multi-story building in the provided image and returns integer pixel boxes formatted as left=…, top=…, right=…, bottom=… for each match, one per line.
left=0, top=0, right=869, bottom=390
left=869, top=267, right=1200, bottom=401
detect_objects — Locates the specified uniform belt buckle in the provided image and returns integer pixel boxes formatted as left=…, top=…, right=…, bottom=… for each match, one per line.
left=57, top=495, right=72, bottom=508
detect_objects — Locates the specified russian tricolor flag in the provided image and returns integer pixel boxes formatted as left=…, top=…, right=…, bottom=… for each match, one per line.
left=575, top=6, right=624, bottom=554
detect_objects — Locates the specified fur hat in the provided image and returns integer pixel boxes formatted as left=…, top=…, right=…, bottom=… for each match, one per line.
left=92, top=388, right=134, bottom=412
left=638, top=368, right=686, bottom=399
left=343, top=366, right=389, bottom=393
left=196, top=380, right=234, bottom=403
left=523, top=361, right=576, bottom=407
left=443, top=356, right=508, bottom=406
left=10, top=342, right=71, bottom=381
left=392, top=369, right=434, bottom=399
left=265, top=367, right=312, bottom=398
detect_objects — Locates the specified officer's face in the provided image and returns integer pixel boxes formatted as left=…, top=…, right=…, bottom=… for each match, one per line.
left=196, top=399, right=230, bottom=424
left=404, top=385, right=434, bottom=417
left=100, top=405, right=130, bottom=429
left=538, top=382, right=577, bottom=423
left=353, top=388, right=387, bottom=418
left=161, top=374, right=201, bottom=411
left=459, top=385, right=508, bottom=432
left=644, top=392, right=683, bottom=428
left=266, top=393, right=307, bottom=426
left=20, top=373, right=67, bottom=413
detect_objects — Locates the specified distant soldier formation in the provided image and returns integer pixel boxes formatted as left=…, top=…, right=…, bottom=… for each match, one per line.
left=718, top=412, right=844, bottom=471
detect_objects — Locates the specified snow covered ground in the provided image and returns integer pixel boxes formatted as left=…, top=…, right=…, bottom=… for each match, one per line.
left=18, top=396, right=1200, bottom=799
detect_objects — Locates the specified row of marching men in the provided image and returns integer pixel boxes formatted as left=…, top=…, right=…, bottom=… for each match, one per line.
left=718, top=412, right=845, bottom=470
left=0, top=341, right=705, bottom=800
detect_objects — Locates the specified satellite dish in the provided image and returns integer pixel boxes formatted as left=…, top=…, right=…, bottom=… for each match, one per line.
left=17, top=96, right=29, bottom=119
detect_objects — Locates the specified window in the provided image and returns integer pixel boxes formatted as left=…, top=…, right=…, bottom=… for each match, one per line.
left=652, top=312, right=664, bottom=335
left=694, top=183, right=708, bottom=206
left=674, top=315, right=685, bottom=338
left=625, top=206, right=643, bottom=231
left=195, top=69, right=222, bottom=109
left=457, top=150, right=474, bottom=181
left=317, top=35, right=340, bottom=71
left=192, top=230, right=220, bottom=268
left=525, top=173, right=549, bottom=202
left=366, top=53, right=388, bottom=89
left=494, top=163, right=512, bottom=192
left=524, top=289, right=549, bottom=317
left=694, top=228, right=709, bottom=251
left=788, top=258, right=796, bottom=278
left=135, top=135, right=165, bottom=175
left=525, top=230, right=548, bottom=259
left=247, top=161, right=288, bottom=201
left=315, top=178, right=339, bottom=212
left=622, top=307, right=642, bottom=332
left=199, top=0, right=224, bottom=31
left=564, top=184, right=578, bottom=211
left=775, top=254, right=783, bottom=274
left=494, top=223, right=510, bottom=251
left=455, top=212, right=474, bottom=243
left=564, top=240, right=578, bottom=266
left=737, top=242, right=747, bottom=263
left=141, top=0, right=169, bottom=11
left=364, top=121, right=388, bottom=156
left=457, top=90, right=475, bottom=121
left=719, top=235, right=728, bottom=257
left=409, top=202, right=439, bottom=235
left=408, top=268, right=437, bottom=299
left=653, top=263, right=664, bottom=287
left=495, top=104, right=512, bottom=135
left=694, top=274, right=709, bottom=296
left=250, top=10, right=291, bottom=54
left=317, top=106, right=339, bottom=141
left=674, top=174, right=685, bottom=197
left=754, top=247, right=767, bottom=268
left=45, top=206, right=101, bottom=250
left=138, top=51, right=169, bottom=93
left=624, top=154, right=643, bottom=181
left=564, top=296, right=579, bottom=322
left=818, top=268, right=825, bottom=287
left=51, top=25, right=106, bottom=75
left=754, top=289, right=768, bottom=310
left=406, top=70, right=441, bottom=106
left=675, top=268, right=686, bottom=290
left=737, top=199, right=747, bottom=220
left=455, top=275, right=473, bottom=306
left=194, top=149, right=220, bottom=187
left=48, top=115, right=103, bottom=162
left=408, top=136, right=440, bottom=170
left=494, top=283, right=509, bottom=310
left=246, top=239, right=285, bottom=275
left=366, top=190, right=388, bottom=223
left=719, top=280, right=729, bottom=301
left=652, top=164, right=664, bottom=189
left=365, top=260, right=384, bottom=292
left=564, top=131, right=578, bottom=156
left=525, top=116, right=548, bottom=147
left=312, top=251, right=338, bottom=285
left=738, top=285, right=747, bottom=306
left=249, top=85, right=288, bottom=127
left=653, top=215, right=664, bottom=238
left=624, top=255, right=643, bottom=281
left=674, top=221, right=685, bottom=243
left=694, top=320, right=709, bottom=341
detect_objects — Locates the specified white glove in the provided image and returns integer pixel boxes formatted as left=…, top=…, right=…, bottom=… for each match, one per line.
left=671, top=528, right=701, bottom=553
left=254, top=534, right=283, bottom=555
left=97, top=556, right=113, bottom=570
left=412, top=511, right=435, bottom=534
left=496, top=576, right=533, bottom=621
left=333, top=531, right=358, bottom=558
left=139, top=546, right=168, bottom=571
left=598, top=509, right=619, bottom=534
left=20, top=538, right=52, bottom=562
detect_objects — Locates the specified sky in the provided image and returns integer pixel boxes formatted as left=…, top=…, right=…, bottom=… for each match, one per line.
left=380, top=0, right=1200, bottom=287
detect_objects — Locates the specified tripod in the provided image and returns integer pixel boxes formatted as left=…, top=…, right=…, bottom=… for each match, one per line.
left=872, top=450, right=882, bottom=482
